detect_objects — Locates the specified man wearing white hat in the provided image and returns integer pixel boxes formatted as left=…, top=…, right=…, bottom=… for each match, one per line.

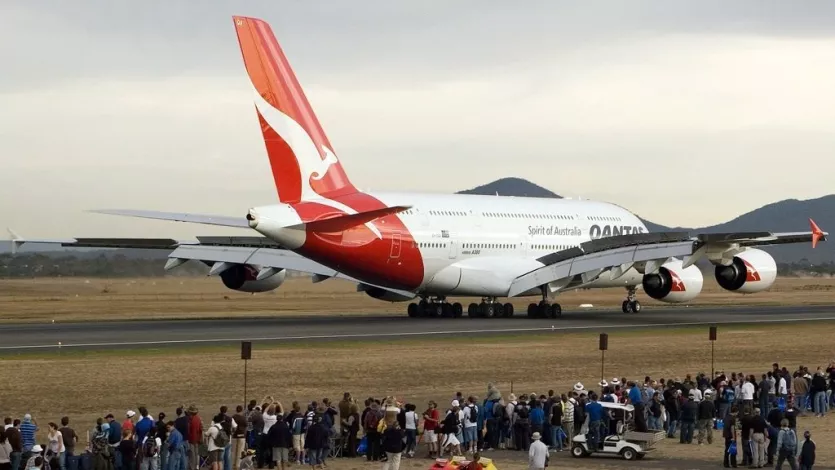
left=528, top=432, right=548, bottom=470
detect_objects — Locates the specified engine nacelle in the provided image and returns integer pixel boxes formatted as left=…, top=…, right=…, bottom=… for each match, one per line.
left=642, top=259, right=703, bottom=303
left=360, top=284, right=416, bottom=302
left=714, top=248, right=777, bottom=294
left=220, top=264, right=286, bottom=293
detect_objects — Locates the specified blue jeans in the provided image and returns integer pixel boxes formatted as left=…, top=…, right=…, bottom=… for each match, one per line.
left=814, top=391, right=827, bottom=415
left=223, top=444, right=231, bottom=470
left=587, top=420, right=601, bottom=450
left=647, top=416, right=661, bottom=431
left=307, top=449, right=324, bottom=466
left=59, top=451, right=67, bottom=470
left=550, top=426, right=563, bottom=451
left=666, top=418, right=678, bottom=438
left=11, top=452, right=22, bottom=470
left=114, top=446, right=123, bottom=470
left=405, top=429, right=417, bottom=453
left=165, top=450, right=183, bottom=470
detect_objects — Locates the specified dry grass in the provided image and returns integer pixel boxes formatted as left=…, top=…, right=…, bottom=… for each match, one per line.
left=2, top=322, right=834, bottom=467
left=1, top=276, right=834, bottom=323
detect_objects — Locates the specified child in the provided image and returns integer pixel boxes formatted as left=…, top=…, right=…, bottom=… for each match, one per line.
left=239, top=450, right=254, bottom=470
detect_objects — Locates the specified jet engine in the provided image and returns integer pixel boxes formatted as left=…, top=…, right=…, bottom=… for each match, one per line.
left=642, top=259, right=703, bottom=303
left=359, top=284, right=416, bottom=302
left=714, top=248, right=777, bottom=294
left=220, top=264, right=286, bottom=293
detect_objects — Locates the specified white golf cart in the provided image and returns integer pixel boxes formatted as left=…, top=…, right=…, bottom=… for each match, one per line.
left=570, top=401, right=665, bottom=461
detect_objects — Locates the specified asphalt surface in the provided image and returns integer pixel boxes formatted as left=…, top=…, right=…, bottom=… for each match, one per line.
left=1, top=305, right=834, bottom=352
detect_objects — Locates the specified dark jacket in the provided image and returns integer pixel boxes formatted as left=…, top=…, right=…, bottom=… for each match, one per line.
left=304, top=423, right=328, bottom=450
left=174, top=416, right=189, bottom=441
left=381, top=426, right=405, bottom=454
left=5, top=427, right=22, bottom=452
left=698, top=400, right=715, bottom=420
left=232, top=414, right=247, bottom=438
left=266, top=420, right=292, bottom=449
left=799, top=438, right=816, bottom=466
left=680, top=400, right=698, bottom=422
left=811, top=375, right=827, bottom=394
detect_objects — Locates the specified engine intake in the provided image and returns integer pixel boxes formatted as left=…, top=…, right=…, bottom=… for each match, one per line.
left=642, top=259, right=703, bottom=303
left=714, top=248, right=776, bottom=293
left=220, top=264, right=286, bottom=293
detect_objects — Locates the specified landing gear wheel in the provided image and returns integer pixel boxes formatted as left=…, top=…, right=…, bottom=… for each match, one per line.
left=441, top=303, right=452, bottom=318
left=629, top=300, right=641, bottom=313
left=571, top=444, right=586, bottom=458
left=480, top=302, right=496, bottom=318
left=621, top=448, right=636, bottom=461
left=452, top=302, right=463, bottom=318
left=527, top=303, right=537, bottom=318
left=468, top=303, right=478, bottom=318
left=494, top=303, right=504, bottom=318
left=538, top=301, right=550, bottom=318
left=407, top=303, right=418, bottom=318
left=419, top=299, right=429, bottom=317
left=430, top=303, right=442, bottom=317
left=622, top=300, right=630, bottom=313
left=549, top=303, right=562, bottom=318
left=503, top=303, right=514, bottom=317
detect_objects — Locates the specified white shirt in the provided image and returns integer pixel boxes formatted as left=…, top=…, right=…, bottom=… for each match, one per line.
left=691, top=389, right=703, bottom=402
left=261, top=413, right=277, bottom=434
left=205, top=424, right=222, bottom=452
left=528, top=440, right=549, bottom=469
left=463, top=405, right=478, bottom=428
left=405, top=411, right=418, bottom=430
left=778, top=377, right=788, bottom=395
left=742, top=382, right=755, bottom=400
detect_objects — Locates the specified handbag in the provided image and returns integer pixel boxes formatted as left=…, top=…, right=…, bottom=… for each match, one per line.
left=728, top=440, right=737, bottom=456
left=356, top=436, right=368, bottom=455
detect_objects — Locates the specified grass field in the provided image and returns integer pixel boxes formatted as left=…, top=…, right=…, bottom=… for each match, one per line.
left=2, top=322, right=834, bottom=467
left=1, top=275, right=834, bottom=323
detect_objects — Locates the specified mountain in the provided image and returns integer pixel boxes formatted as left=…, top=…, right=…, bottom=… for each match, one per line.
left=457, top=177, right=562, bottom=198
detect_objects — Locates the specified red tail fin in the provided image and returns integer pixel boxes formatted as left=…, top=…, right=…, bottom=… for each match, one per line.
left=233, top=16, right=356, bottom=203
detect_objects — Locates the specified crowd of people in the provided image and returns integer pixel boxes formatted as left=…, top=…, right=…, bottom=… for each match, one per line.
left=1, top=361, right=831, bottom=470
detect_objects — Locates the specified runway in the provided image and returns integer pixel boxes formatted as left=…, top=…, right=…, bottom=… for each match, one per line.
left=1, top=304, right=833, bottom=352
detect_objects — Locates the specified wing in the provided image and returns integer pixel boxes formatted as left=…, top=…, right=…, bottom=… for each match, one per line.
left=8, top=232, right=414, bottom=297
left=508, top=219, right=827, bottom=297
left=89, top=209, right=249, bottom=228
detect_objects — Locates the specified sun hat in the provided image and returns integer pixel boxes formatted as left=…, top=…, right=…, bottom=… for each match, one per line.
left=531, top=432, right=541, bottom=441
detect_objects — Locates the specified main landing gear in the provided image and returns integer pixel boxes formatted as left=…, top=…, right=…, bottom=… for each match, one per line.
left=466, top=298, right=514, bottom=318
left=407, top=297, right=464, bottom=318
left=621, top=286, right=642, bottom=313
left=527, top=287, right=562, bottom=318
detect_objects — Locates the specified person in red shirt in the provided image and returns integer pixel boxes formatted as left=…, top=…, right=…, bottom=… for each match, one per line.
left=459, top=453, right=483, bottom=470
left=123, top=411, right=136, bottom=433
left=422, top=401, right=440, bottom=458
left=186, top=406, right=203, bottom=470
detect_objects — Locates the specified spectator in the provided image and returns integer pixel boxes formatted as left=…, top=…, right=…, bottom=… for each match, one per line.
left=749, top=408, right=767, bottom=468
left=810, top=370, right=828, bottom=417
left=798, top=430, right=815, bottom=470
left=119, top=429, right=136, bottom=470
left=758, top=374, right=772, bottom=418
left=230, top=407, right=246, bottom=470
left=186, top=406, right=202, bottom=470
left=463, top=398, right=478, bottom=454
left=741, top=378, right=755, bottom=415
left=696, top=390, right=714, bottom=445
left=679, top=392, right=697, bottom=444
left=441, top=401, right=461, bottom=456
left=527, top=432, right=548, bottom=470
left=265, top=411, right=290, bottom=470
left=7, top=420, right=22, bottom=470
left=172, top=410, right=189, bottom=470
left=303, top=416, right=327, bottom=470
left=164, top=422, right=184, bottom=470
left=135, top=409, right=154, bottom=443
left=123, top=412, right=136, bottom=434
left=774, top=419, right=798, bottom=470
left=343, top=401, right=360, bottom=459
left=204, top=415, right=225, bottom=470
left=58, top=417, right=77, bottom=469
left=20, top=414, right=37, bottom=454
left=155, top=414, right=168, bottom=470
left=287, top=402, right=307, bottom=466
left=1, top=429, right=12, bottom=470
left=380, top=418, right=404, bottom=470
left=138, top=429, right=161, bottom=470
left=46, top=423, right=65, bottom=470
left=584, top=393, right=603, bottom=451
left=722, top=407, right=738, bottom=469
left=402, top=404, right=418, bottom=458
left=422, top=401, right=439, bottom=458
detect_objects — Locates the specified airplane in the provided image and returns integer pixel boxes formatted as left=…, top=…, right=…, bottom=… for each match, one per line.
left=11, top=15, right=828, bottom=319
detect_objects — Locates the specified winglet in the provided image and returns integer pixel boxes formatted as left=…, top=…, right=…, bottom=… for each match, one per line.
left=810, top=218, right=824, bottom=248
left=7, top=229, right=22, bottom=254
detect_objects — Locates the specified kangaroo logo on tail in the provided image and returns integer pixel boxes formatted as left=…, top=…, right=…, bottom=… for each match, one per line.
left=311, top=147, right=339, bottom=181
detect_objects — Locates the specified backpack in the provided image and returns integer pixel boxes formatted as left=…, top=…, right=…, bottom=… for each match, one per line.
left=364, top=411, right=380, bottom=432
left=467, top=405, right=478, bottom=425
left=496, top=403, right=509, bottom=423
left=213, top=427, right=230, bottom=448
left=142, top=438, right=158, bottom=458
left=780, top=429, right=797, bottom=453
left=723, top=387, right=735, bottom=403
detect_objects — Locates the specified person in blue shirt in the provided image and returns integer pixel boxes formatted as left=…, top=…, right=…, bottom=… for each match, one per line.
left=627, top=382, right=648, bottom=432
left=20, top=414, right=38, bottom=453
left=165, top=421, right=184, bottom=470
left=134, top=407, right=155, bottom=443
left=584, top=393, right=604, bottom=451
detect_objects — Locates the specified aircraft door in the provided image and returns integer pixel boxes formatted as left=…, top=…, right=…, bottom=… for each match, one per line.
left=448, top=239, right=458, bottom=259
left=389, top=231, right=402, bottom=259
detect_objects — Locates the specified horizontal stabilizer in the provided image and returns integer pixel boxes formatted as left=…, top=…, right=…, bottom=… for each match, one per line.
left=90, top=209, right=249, bottom=228
left=286, top=205, right=411, bottom=233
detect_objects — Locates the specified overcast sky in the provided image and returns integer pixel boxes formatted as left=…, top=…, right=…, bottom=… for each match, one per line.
left=2, top=1, right=835, bottom=238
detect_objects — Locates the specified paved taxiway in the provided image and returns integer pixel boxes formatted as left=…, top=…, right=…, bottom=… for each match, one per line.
left=1, top=305, right=834, bottom=352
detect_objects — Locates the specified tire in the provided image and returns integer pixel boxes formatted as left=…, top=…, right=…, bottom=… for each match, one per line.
left=468, top=303, right=478, bottom=318
left=571, top=444, right=586, bottom=458
left=621, top=448, right=636, bottom=460
left=503, top=303, right=514, bottom=317
left=630, top=300, right=642, bottom=313
left=407, top=303, right=418, bottom=318
left=452, top=302, right=463, bottom=318
left=527, top=303, right=537, bottom=318
left=441, top=303, right=452, bottom=318
left=550, top=303, right=562, bottom=318
left=621, top=300, right=630, bottom=313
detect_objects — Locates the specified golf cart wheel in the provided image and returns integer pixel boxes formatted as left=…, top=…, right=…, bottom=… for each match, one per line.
left=571, top=444, right=586, bottom=458
left=621, top=448, right=637, bottom=460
